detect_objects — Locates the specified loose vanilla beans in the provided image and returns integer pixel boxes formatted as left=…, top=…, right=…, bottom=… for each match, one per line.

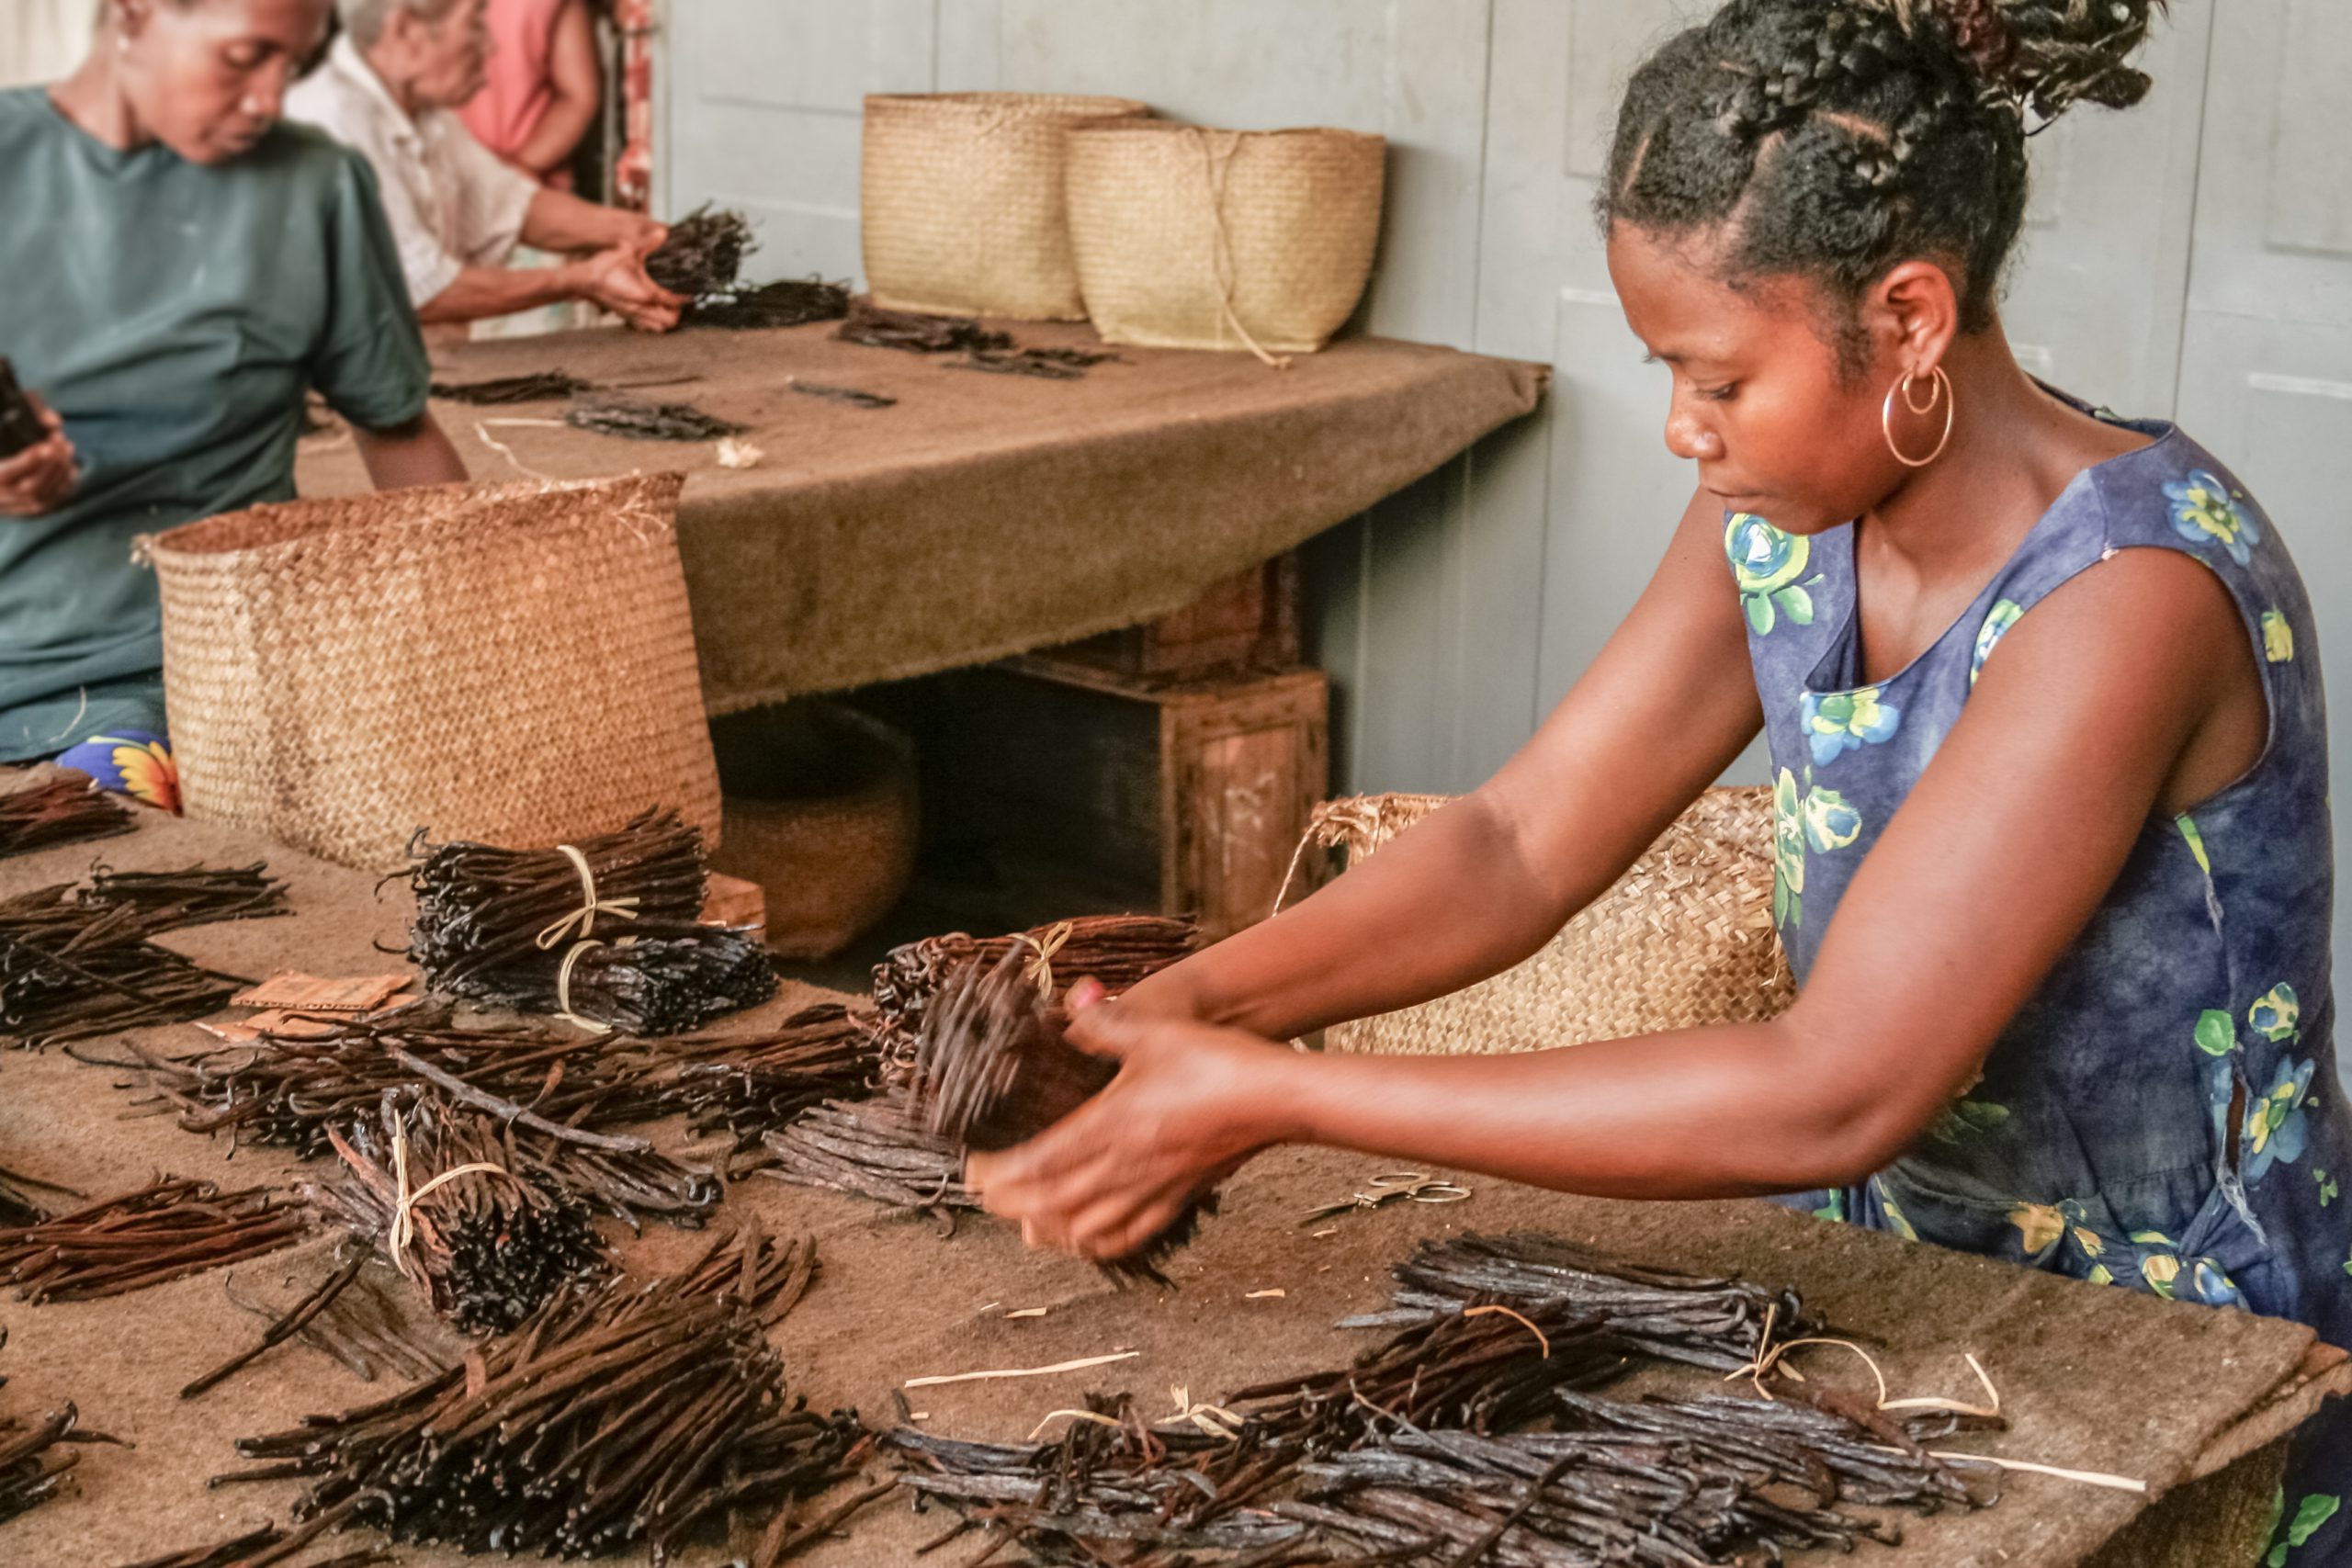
left=219, top=1257, right=456, bottom=1387
left=910, top=935, right=1212, bottom=1284
left=837, top=298, right=1011, bottom=355
left=0, top=1160, right=75, bottom=1227
left=646, top=203, right=753, bottom=297
left=311, top=1091, right=610, bottom=1334
left=83, top=861, right=289, bottom=932
left=872, top=912, right=1197, bottom=1082
left=0, top=891, right=245, bottom=1047
left=1, top=1327, right=124, bottom=1526
left=662, top=1000, right=880, bottom=1145
left=952, top=344, right=1121, bottom=380
left=566, top=390, right=748, bottom=443
left=0, top=769, right=132, bottom=859
left=0, top=1178, right=308, bottom=1303
left=117, top=1531, right=394, bottom=1568
left=223, top=1225, right=864, bottom=1563
left=429, top=369, right=594, bottom=405
left=0, top=357, right=44, bottom=457
left=693, top=276, right=851, bottom=331
left=756, top=1098, right=976, bottom=1218
left=1343, top=1232, right=1806, bottom=1375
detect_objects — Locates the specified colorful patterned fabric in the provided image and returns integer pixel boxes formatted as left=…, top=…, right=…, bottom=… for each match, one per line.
left=1737, top=397, right=2346, bottom=1563
left=53, top=727, right=177, bottom=813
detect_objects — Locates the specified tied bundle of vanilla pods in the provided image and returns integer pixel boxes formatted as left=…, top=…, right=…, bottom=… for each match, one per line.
left=910, top=936, right=1212, bottom=1285
left=646, top=204, right=753, bottom=297
left=1343, top=1231, right=1806, bottom=1375
left=0, top=883, right=247, bottom=1046
left=311, top=1092, right=609, bottom=1334
left=872, top=912, right=1197, bottom=1082
left=407, top=807, right=776, bottom=1033
left=0, top=770, right=132, bottom=860
left=691, top=276, right=851, bottom=332
left=0, top=1178, right=308, bottom=1303
left=225, top=1226, right=863, bottom=1563
left=658, top=1001, right=880, bottom=1144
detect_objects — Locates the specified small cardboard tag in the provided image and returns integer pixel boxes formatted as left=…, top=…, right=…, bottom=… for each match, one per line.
left=230, top=972, right=412, bottom=1013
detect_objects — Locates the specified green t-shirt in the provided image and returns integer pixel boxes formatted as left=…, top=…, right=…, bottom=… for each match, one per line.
left=0, top=87, right=429, bottom=760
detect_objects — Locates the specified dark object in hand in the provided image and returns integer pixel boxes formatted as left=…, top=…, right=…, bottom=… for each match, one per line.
left=0, top=359, right=44, bottom=460
left=910, top=942, right=1216, bottom=1284
left=646, top=204, right=754, bottom=298
left=565, top=390, right=748, bottom=442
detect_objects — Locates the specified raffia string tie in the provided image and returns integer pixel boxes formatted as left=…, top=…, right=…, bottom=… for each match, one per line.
left=1192, top=129, right=1292, bottom=371
left=1019, top=920, right=1076, bottom=999
left=535, top=842, right=642, bottom=950
left=556, top=938, right=611, bottom=1035
left=388, top=1118, right=513, bottom=1285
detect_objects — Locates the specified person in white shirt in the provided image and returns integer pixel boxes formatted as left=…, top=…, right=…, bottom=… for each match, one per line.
left=287, top=0, right=682, bottom=330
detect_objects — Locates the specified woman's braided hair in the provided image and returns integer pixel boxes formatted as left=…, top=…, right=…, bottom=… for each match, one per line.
left=1601, top=0, right=2167, bottom=357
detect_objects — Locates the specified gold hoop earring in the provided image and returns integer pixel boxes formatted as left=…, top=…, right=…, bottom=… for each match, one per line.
left=1883, top=366, right=1954, bottom=468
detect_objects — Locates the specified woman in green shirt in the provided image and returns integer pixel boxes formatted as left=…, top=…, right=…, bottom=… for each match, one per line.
left=0, top=0, right=465, bottom=774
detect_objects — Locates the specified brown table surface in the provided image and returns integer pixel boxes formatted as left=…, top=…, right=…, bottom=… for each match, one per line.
left=295, top=319, right=1547, bottom=717
left=0, top=795, right=2343, bottom=1567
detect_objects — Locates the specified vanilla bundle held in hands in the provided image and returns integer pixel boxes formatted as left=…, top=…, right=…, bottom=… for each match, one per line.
left=406, top=807, right=776, bottom=1035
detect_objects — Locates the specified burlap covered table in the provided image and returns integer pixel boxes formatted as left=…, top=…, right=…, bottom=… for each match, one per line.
left=0, top=805, right=2342, bottom=1567
left=293, top=320, right=1548, bottom=716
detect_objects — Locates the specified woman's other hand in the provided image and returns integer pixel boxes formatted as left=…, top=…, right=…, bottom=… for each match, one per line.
left=965, top=980, right=1292, bottom=1263
left=0, top=398, right=81, bottom=517
left=572, top=245, right=686, bottom=333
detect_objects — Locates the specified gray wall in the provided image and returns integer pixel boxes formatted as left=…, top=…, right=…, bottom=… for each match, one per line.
left=659, top=0, right=2352, bottom=980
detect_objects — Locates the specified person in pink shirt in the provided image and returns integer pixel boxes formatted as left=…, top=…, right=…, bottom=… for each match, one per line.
left=458, top=0, right=594, bottom=187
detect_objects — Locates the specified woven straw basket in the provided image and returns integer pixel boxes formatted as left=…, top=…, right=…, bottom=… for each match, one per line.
left=1320, top=787, right=1794, bottom=1055
left=151, top=472, right=721, bottom=872
left=709, top=701, right=920, bottom=963
left=1065, top=120, right=1385, bottom=357
left=862, top=92, right=1150, bottom=321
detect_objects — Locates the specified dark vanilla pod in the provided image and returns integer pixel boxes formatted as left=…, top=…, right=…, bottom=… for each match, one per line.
left=0, top=359, right=43, bottom=459
left=0, top=771, right=132, bottom=860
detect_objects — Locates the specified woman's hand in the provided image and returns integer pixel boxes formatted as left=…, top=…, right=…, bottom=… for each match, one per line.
left=965, top=982, right=1294, bottom=1262
left=0, top=398, right=80, bottom=517
left=571, top=245, right=685, bottom=333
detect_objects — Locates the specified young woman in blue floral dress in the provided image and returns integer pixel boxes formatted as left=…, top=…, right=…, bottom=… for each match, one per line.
left=969, top=2, right=2346, bottom=1558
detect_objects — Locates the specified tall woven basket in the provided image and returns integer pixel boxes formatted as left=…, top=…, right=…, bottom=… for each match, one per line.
left=1065, top=120, right=1385, bottom=357
left=151, top=473, right=721, bottom=872
left=1321, top=787, right=1794, bottom=1055
left=862, top=92, right=1150, bottom=321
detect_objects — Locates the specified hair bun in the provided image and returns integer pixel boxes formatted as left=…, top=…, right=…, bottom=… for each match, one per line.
left=1884, top=0, right=2169, bottom=119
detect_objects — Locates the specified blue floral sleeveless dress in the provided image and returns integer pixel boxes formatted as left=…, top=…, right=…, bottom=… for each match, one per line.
left=1731, top=398, right=2346, bottom=1563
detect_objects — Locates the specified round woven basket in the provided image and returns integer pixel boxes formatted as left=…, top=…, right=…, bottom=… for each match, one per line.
left=709, top=700, right=919, bottom=962
left=1065, top=120, right=1385, bottom=357
left=1320, top=786, right=1794, bottom=1055
left=862, top=92, right=1150, bottom=321
left=151, top=472, right=721, bottom=872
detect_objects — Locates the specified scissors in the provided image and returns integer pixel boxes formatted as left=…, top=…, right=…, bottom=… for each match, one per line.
left=1302, top=1171, right=1473, bottom=1224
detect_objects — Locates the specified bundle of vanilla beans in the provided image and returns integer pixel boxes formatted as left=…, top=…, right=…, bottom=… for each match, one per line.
left=691, top=276, right=851, bottom=331
left=908, top=930, right=1209, bottom=1284
left=0, top=1328, right=120, bottom=1526
left=115, top=1010, right=723, bottom=1229
left=835, top=299, right=1117, bottom=379
left=224, top=1226, right=865, bottom=1563
left=0, top=1178, right=309, bottom=1303
left=646, top=204, right=753, bottom=297
left=117, top=1531, right=394, bottom=1568
left=82, top=861, right=289, bottom=933
left=565, top=391, right=748, bottom=443
left=0, top=882, right=250, bottom=1046
left=872, top=912, right=1196, bottom=1082
left=0, top=769, right=132, bottom=860
left=311, top=1091, right=610, bottom=1333
left=406, top=808, right=776, bottom=1033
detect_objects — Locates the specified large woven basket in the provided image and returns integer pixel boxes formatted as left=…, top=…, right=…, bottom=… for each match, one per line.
left=151, top=472, right=721, bottom=872
left=709, top=700, right=919, bottom=963
left=1321, top=787, right=1794, bottom=1055
left=1065, top=120, right=1385, bottom=357
left=862, top=92, right=1150, bottom=321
